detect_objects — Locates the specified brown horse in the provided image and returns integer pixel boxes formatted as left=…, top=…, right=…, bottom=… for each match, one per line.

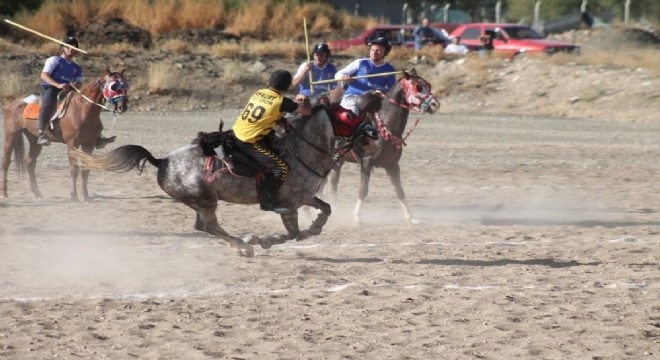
left=1, top=68, right=129, bottom=201
left=327, top=69, right=439, bottom=226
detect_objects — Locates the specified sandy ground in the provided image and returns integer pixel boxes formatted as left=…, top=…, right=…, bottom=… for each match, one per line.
left=1, top=110, right=659, bottom=359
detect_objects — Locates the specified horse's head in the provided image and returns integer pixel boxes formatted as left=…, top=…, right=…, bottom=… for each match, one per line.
left=399, top=68, right=439, bottom=114
left=102, top=68, right=129, bottom=113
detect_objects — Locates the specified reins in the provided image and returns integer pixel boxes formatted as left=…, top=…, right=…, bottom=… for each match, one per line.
left=364, top=75, right=434, bottom=150
left=285, top=112, right=362, bottom=178
left=70, top=81, right=112, bottom=111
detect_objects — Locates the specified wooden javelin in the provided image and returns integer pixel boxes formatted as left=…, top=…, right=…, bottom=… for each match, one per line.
left=303, top=17, right=314, bottom=96
left=311, top=70, right=403, bottom=85
left=3, top=19, right=88, bottom=54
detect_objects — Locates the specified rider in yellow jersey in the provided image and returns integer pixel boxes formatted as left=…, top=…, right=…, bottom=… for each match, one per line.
left=232, top=69, right=311, bottom=214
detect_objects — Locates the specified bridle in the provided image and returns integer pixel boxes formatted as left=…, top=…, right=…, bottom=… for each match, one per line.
left=374, top=74, right=436, bottom=113
left=102, top=74, right=129, bottom=111
left=71, top=73, right=129, bottom=114
left=361, top=73, right=437, bottom=150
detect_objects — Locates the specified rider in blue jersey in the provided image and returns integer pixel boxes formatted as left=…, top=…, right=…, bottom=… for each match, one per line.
left=37, top=36, right=115, bottom=148
left=334, top=37, right=396, bottom=115
left=292, top=43, right=337, bottom=101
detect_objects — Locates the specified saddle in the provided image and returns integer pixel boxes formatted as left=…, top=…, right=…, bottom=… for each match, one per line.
left=22, top=91, right=75, bottom=121
left=193, top=128, right=265, bottom=182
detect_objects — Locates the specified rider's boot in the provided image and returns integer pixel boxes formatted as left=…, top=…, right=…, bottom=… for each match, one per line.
left=259, top=175, right=290, bottom=214
left=95, top=134, right=117, bottom=149
left=37, top=130, right=50, bottom=146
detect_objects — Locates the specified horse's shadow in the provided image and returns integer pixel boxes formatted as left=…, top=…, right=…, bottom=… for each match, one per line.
left=302, top=256, right=600, bottom=268
left=14, top=227, right=202, bottom=239
left=416, top=258, right=601, bottom=268
left=479, top=218, right=660, bottom=228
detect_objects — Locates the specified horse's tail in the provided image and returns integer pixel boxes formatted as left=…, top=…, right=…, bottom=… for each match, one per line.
left=13, top=132, right=26, bottom=178
left=70, top=145, right=162, bottom=174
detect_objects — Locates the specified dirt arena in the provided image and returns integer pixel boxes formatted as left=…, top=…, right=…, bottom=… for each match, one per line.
left=1, top=110, right=659, bottom=359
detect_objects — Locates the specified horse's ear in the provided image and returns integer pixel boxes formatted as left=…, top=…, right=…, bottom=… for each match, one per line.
left=402, top=68, right=411, bottom=79
left=410, top=67, right=418, bottom=76
left=218, top=119, right=224, bottom=131
left=105, top=68, right=112, bottom=76
left=119, top=68, right=125, bottom=76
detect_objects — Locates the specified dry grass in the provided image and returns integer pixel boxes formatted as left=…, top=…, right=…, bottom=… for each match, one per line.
left=161, top=39, right=193, bottom=55
left=87, top=42, right=142, bottom=56
left=206, top=41, right=242, bottom=58
left=550, top=48, right=660, bottom=75
left=0, top=72, right=37, bottom=99
left=0, top=38, right=32, bottom=55
left=147, top=62, right=177, bottom=94
left=9, top=0, right=368, bottom=41
left=248, top=41, right=304, bottom=61
left=221, top=60, right=246, bottom=85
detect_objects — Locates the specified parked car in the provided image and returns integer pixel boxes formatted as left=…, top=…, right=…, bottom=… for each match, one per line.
left=328, top=23, right=459, bottom=52
left=450, top=23, right=580, bottom=55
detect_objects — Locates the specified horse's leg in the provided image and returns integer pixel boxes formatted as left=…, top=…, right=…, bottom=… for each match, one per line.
left=385, top=163, right=419, bottom=224
left=66, top=141, right=81, bottom=201
left=25, top=136, right=43, bottom=198
left=77, top=144, right=94, bottom=202
left=194, top=208, right=254, bottom=257
left=1, top=133, right=16, bottom=198
left=301, top=196, right=331, bottom=240
left=328, top=159, right=345, bottom=204
left=353, top=158, right=374, bottom=227
left=248, top=210, right=300, bottom=249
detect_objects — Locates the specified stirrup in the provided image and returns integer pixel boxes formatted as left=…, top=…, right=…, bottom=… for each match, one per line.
left=37, top=135, right=50, bottom=146
left=269, top=199, right=291, bottom=214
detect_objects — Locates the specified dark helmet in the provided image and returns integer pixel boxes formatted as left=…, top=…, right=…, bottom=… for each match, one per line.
left=268, top=69, right=292, bottom=91
left=367, top=36, right=392, bottom=56
left=312, top=43, right=331, bottom=56
left=61, top=36, right=79, bottom=49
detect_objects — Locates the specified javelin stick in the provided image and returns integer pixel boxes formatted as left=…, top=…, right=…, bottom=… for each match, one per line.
left=303, top=17, right=313, bottom=96
left=3, top=19, right=88, bottom=54
left=311, top=70, right=403, bottom=85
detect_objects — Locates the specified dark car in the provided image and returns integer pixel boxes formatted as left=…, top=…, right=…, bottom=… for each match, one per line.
left=450, top=23, right=580, bottom=55
left=328, top=23, right=459, bottom=52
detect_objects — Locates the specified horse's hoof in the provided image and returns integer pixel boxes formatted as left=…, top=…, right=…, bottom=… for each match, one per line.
left=296, top=230, right=312, bottom=241
left=245, top=235, right=259, bottom=245
left=237, top=244, right=255, bottom=257
left=308, top=225, right=322, bottom=236
left=259, top=238, right=273, bottom=249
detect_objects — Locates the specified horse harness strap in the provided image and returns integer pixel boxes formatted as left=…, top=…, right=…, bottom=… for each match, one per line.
left=71, top=82, right=112, bottom=111
left=285, top=122, right=339, bottom=179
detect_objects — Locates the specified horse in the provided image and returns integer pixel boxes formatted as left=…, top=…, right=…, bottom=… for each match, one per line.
left=327, top=68, right=439, bottom=226
left=1, top=68, right=129, bottom=201
left=70, top=105, right=376, bottom=257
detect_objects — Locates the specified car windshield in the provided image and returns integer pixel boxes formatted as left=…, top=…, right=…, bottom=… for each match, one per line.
left=502, top=26, right=544, bottom=40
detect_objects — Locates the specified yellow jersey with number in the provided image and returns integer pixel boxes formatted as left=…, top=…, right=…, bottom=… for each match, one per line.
left=233, top=88, right=284, bottom=143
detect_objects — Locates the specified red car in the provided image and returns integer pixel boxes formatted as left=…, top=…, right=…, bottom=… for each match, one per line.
left=328, top=23, right=459, bottom=52
left=450, top=23, right=580, bottom=55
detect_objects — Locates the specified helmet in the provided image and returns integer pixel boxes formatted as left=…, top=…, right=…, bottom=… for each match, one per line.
left=367, top=37, right=392, bottom=56
left=268, top=69, right=292, bottom=91
left=61, top=36, right=79, bottom=49
left=312, top=43, right=331, bottom=56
